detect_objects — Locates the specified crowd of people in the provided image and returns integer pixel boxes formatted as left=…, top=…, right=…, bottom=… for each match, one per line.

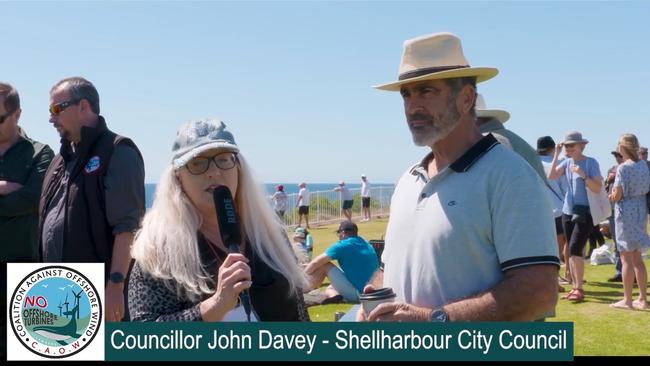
left=1, top=31, right=648, bottom=327
left=543, top=132, right=649, bottom=308
left=269, top=176, right=375, bottom=228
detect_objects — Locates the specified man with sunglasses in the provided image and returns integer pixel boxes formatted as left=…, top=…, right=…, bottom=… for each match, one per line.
left=1, top=82, right=54, bottom=262
left=39, top=77, right=145, bottom=323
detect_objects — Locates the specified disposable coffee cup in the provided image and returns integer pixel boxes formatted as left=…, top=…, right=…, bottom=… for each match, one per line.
left=358, top=287, right=396, bottom=316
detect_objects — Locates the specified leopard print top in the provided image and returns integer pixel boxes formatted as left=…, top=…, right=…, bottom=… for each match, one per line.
left=128, top=235, right=309, bottom=322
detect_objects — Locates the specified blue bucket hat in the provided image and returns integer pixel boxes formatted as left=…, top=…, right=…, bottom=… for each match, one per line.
left=293, top=227, right=306, bottom=239
left=171, top=119, right=239, bottom=170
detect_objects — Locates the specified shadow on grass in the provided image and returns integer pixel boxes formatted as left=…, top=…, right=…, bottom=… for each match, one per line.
left=586, top=282, right=624, bottom=290
left=560, top=281, right=648, bottom=304
left=580, top=297, right=622, bottom=304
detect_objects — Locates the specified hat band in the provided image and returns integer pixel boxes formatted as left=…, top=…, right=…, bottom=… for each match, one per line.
left=398, top=65, right=469, bottom=81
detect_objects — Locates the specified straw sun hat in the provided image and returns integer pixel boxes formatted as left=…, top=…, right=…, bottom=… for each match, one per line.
left=374, top=32, right=498, bottom=91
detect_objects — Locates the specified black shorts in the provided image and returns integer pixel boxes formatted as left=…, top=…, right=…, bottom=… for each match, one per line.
left=562, top=213, right=594, bottom=257
left=342, top=200, right=353, bottom=209
left=554, top=216, right=564, bottom=235
left=298, top=206, right=309, bottom=215
left=362, top=197, right=370, bottom=208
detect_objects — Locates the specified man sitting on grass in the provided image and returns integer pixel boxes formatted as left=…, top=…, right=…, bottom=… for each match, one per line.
left=304, top=221, right=378, bottom=303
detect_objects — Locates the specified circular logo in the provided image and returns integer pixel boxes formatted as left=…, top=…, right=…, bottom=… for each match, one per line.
left=84, top=156, right=101, bottom=174
left=9, top=266, right=103, bottom=359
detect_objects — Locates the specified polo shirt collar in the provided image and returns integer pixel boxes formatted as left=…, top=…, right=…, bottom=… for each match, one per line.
left=410, top=133, right=500, bottom=176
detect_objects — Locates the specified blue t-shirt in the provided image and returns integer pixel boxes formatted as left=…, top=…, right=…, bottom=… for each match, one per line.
left=558, top=156, right=602, bottom=215
left=325, top=236, right=378, bottom=292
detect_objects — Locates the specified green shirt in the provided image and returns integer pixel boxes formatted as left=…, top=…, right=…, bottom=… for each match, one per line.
left=0, top=129, right=54, bottom=261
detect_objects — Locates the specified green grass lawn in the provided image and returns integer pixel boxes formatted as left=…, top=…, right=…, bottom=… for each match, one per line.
left=296, top=219, right=650, bottom=356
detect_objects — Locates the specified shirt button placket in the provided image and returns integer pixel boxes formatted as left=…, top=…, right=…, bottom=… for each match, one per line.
left=416, top=190, right=428, bottom=210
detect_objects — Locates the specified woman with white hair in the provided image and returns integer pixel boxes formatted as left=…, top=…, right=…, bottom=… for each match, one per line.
left=128, top=119, right=309, bottom=321
left=608, top=133, right=649, bottom=310
left=548, top=131, right=603, bottom=302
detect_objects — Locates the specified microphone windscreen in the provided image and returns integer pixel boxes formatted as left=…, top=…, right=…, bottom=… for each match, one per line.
left=212, top=185, right=253, bottom=320
left=212, top=185, right=242, bottom=248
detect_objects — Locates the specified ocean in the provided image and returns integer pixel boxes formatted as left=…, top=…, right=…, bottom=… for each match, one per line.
left=145, top=182, right=392, bottom=208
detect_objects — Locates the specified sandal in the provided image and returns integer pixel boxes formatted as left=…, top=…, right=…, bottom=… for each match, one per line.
left=567, top=288, right=584, bottom=302
left=561, top=288, right=576, bottom=299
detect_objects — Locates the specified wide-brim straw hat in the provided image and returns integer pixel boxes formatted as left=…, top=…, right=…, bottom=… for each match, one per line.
left=563, top=131, right=589, bottom=145
left=374, top=32, right=498, bottom=91
left=475, top=94, right=510, bottom=123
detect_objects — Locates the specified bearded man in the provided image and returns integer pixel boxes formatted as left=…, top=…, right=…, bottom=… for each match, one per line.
left=358, top=32, right=559, bottom=322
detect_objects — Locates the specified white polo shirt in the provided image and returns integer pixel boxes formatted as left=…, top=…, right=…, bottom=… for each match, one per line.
left=298, top=188, right=310, bottom=207
left=361, top=180, right=370, bottom=197
left=383, top=134, right=559, bottom=310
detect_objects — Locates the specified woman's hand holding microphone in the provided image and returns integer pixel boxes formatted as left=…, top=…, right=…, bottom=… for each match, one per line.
left=200, top=253, right=252, bottom=321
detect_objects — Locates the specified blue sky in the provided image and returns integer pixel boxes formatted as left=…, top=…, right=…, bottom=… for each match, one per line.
left=3, top=1, right=649, bottom=184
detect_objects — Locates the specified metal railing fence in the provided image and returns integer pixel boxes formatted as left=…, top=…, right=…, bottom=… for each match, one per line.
left=271, top=186, right=394, bottom=227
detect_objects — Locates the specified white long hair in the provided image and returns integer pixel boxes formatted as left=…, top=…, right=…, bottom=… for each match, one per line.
left=131, top=154, right=308, bottom=301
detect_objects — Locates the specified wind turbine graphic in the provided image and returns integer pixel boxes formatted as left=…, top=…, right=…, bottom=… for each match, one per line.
left=71, top=290, right=82, bottom=319
left=62, top=294, right=70, bottom=319
left=57, top=301, right=63, bottom=316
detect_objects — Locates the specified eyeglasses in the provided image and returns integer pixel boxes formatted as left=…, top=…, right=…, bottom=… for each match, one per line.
left=185, top=152, right=237, bottom=175
left=49, top=99, right=79, bottom=115
left=563, top=143, right=576, bottom=148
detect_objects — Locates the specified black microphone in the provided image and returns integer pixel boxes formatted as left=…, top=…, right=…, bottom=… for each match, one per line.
left=212, top=185, right=253, bottom=322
